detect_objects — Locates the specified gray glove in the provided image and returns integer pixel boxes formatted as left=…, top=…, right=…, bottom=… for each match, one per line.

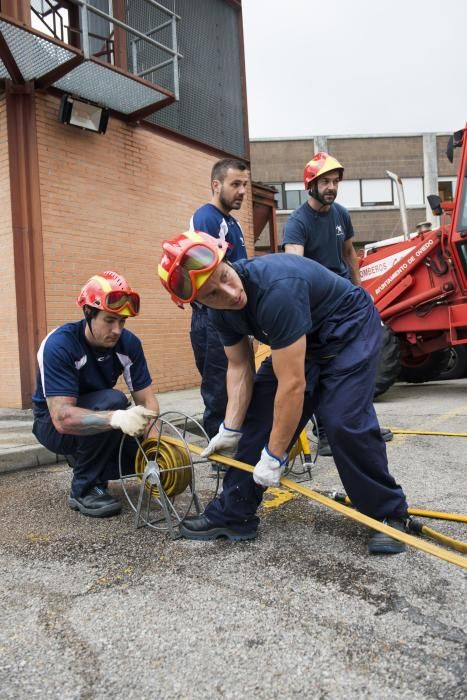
left=200, top=422, right=242, bottom=458
left=110, top=405, right=157, bottom=437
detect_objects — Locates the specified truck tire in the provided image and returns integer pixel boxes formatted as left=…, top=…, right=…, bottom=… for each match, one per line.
left=399, top=348, right=451, bottom=384
left=374, top=325, right=400, bottom=398
left=438, top=345, right=467, bottom=380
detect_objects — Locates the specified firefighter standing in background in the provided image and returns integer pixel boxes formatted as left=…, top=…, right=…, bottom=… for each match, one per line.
left=189, top=158, right=249, bottom=439
left=283, top=152, right=393, bottom=455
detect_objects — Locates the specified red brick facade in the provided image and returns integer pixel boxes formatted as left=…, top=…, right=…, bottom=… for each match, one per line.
left=0, top=97, right=22, bottom=406
left=0, top=92, right=254, bottom=407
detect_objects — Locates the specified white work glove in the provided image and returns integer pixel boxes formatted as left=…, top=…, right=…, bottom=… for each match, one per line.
left=200, top=422, right=242, bottom=458
left=110, top=405, right=158, bottom=437
left=253, top=446, right=288, bottom=488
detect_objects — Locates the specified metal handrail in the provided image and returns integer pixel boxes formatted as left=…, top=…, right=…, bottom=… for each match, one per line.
left=32, top=0, right=182, bottom=99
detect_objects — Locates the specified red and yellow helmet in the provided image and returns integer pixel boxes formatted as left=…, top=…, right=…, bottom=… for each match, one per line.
left=77, top=271, right=140, bottom=317
left=304, top=152, right=344, bottom=190
left=158, top=230, right=228, bottom=306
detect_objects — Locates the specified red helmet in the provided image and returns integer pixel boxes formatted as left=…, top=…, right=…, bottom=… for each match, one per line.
left=77, top=271, right=140, bottom=317
left=304, top=152, right=344, bottom=190
left=158, top=231, right=228, bottom=306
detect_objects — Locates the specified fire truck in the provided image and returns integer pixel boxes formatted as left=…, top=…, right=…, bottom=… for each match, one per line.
left=359, top=125, right=467, bottom=396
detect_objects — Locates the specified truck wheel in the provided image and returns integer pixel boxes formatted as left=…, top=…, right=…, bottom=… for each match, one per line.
left=438, top=346, right=467, bottom=380
left=374, top=325, right=400, bottom=398
left=399, top=348, right=451, bottom=384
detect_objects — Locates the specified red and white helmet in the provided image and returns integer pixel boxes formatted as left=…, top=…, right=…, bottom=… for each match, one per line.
left=77, top=271, right=140, bottom=317
left=304, top=152, right=344, bottom=190
left=158, top=231, right=228, bottom=306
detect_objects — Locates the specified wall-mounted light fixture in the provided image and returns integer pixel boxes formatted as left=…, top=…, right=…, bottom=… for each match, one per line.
left=58, top=94, right=110, bottom=134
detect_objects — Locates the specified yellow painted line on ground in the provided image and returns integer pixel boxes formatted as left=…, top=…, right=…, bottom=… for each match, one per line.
left=389, top=400, right=467, bottom=444
left=391, top=430, right=467, bottom=437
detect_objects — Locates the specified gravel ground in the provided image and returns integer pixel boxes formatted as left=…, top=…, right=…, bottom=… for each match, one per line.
left=0, top=380, right=466, bottom=699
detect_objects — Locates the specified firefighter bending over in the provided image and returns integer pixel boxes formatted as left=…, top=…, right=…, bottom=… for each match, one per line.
left=158, top=232, right=409, bottom=555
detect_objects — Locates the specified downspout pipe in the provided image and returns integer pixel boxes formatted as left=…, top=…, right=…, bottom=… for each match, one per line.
left=386, top=170, right=409, bottom=240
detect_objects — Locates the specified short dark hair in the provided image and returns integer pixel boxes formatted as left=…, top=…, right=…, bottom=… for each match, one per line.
left=211, top=158, right=248, bottom=184
left=83, top=305, right=100, bottom=322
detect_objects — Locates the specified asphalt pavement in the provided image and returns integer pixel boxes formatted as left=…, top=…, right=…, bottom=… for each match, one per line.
left=0, top=381, right=466, bottom=699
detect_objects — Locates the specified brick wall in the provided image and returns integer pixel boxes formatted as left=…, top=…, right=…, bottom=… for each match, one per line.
left=329, top=136, right=423, bottom=179
left=437, top=134, right=461, bottom=178
left=0, top=97, right=22, bottom=407
left=250, top=139, right=314, bottom=182
left=33, top=92, right=254, bottom=398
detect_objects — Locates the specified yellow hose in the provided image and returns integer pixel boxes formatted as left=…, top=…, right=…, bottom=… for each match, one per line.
left=161, top=436, right=467, bottom=570
left=405, top=508, right=466, bottom=523
left=134, top=437, right=192, bottom=497
left=336, top=495, right=467, bottom=553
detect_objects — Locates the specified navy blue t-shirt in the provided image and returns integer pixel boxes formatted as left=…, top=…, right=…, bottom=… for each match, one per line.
left=191, top=203, right=247, bottom=263
left=208, top=254, right=373, bottom=358
left=32, top=320, right=152, bottom=414
left=282, top=201, right=354, bottom=279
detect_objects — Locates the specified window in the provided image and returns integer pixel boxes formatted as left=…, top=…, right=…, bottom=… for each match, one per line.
left=336, top=180, right=361, bottom=208
left=400, top=178, right=424, bottom=206
left=285, top=182, right=308, bottom=210
left=264, top=183, right=284, bottom=210
left=439, top=178, right=457, bottom=202
left=361, top=179, right=393, bottom=207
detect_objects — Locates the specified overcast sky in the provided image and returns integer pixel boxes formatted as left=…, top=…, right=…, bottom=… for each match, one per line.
left=241, top=0, right=467, bottom=139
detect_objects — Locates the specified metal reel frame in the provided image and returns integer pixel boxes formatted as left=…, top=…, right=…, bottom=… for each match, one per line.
left=118, top=411, right=209, bottom=538
left=284, top=414, right=320, bottom=481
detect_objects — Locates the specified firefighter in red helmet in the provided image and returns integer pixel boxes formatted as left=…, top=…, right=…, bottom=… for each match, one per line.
left=283, top=152, right=393, bottom=456
left=32, top=271, right=158, bottom=518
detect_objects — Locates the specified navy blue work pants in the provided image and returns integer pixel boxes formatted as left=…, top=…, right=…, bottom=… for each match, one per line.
left=190, top=307, right=228, bottom=439
left=32, top=389, right=138, bottom=498
left=204, top=306, right=408, bottom=533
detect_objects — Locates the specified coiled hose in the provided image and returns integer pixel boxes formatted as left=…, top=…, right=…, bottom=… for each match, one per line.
left=134, top=437, right=192, bottom=498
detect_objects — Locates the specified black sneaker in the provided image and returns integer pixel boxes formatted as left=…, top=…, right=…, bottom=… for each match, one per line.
left=368, top=517, right=407, bottom=554
left=179, top=514, right=256, bottom=542
left=381, top=428, right=393, bottom=442
left=319, top=429, right=393, bottom=457
left=68, top=485, right=121, bottom=518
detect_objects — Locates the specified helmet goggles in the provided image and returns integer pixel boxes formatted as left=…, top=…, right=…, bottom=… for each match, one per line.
left=103, top=290, right=140, bottom=316
left=166, top=243, right=218, bottom=303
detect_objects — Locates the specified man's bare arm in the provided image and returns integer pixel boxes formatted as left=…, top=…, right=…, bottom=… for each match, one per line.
left=343, top=239, right=361, bottom=286
left=268, top=336, right=307, bottom=457
left=47, top=396, right=115, bottom=435
left=223, top=337, right=255, bottom=430
left=131, top=385, right=160, bottom=438
left=284, top=243, right=305, bottom=256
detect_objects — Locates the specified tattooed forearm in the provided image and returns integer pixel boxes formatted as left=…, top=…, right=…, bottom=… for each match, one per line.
left=49, top=399, right=114, bottom=436
left=73, top=413, right=113, bottom=435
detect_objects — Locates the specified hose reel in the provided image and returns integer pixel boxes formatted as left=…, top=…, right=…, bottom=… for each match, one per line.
left=118, top=411, right=208, bottom=537
left=133, top=437, right=192, bottom=498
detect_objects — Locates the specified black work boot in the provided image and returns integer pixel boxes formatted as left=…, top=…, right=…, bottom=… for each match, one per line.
left=318, top=436, right=332, bottom=457
left=368, top=517, right=407, bottom=554
left=68, top=485, right=121, bottom=518
left=179, top=514, right=256, bottom=542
